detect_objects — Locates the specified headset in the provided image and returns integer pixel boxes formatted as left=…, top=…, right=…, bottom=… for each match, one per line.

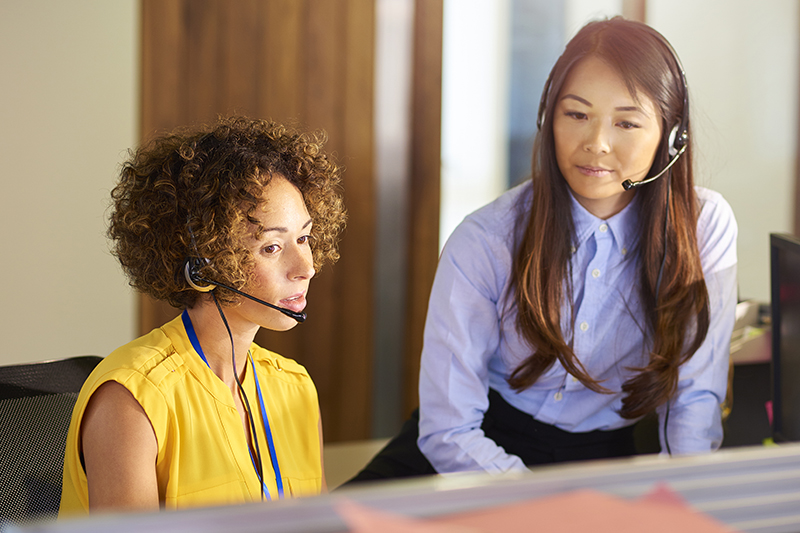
left=182, top=215, right=306, bottom=322
left=184, top=256, right=306, bottom=322
left=621, top=58, right=688, bottom=191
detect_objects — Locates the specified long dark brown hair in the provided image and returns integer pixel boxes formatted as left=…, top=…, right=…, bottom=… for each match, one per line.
left=509, top=18, right=710, bottom=419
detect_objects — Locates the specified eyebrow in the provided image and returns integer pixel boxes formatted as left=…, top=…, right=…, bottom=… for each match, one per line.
left=262, top=218, right=313, bottom=234
left=561, top=94, right=593, bottom=107
left=560, top=94, right=645, bottom=114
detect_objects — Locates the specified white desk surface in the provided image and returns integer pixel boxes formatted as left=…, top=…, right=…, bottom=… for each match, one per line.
left=15, top=443, right=800, bottom=533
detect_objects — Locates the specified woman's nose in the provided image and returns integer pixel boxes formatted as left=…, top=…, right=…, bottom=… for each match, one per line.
left=583, top=121, right=611, bottom=154
left=290, top=247, right=315, bottom=280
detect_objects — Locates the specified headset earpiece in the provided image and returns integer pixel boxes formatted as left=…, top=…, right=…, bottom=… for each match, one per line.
left=669, top=122, right=688, bottom=157
left=666, top=40, right=690, bottom=159
left=184, top=257, right=215, bottom=292
left=184, top=219, right=216, bottom=293
left=667, top=123, right=680, bottom=157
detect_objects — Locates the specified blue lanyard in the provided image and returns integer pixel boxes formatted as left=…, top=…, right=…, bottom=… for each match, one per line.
left=250, top=356, right=284, bottom=498
left=182, top=310, right=211, bottom=367
left=181, top=310, right=284, bottom=500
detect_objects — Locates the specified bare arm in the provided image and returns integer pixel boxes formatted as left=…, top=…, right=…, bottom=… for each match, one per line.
left=80, top=381, right=159, bottom=511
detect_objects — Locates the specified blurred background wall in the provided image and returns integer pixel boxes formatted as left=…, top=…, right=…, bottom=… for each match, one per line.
left=0, top=0, right=138, bottom=363
left=0, top=0, right=796, bottom=440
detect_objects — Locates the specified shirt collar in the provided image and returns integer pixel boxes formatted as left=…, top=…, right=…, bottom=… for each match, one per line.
left=569, top=192, right=639, bottom=255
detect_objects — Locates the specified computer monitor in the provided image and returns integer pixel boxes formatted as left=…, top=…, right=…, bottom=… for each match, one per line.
left=770, top=233, right=800, bottom=442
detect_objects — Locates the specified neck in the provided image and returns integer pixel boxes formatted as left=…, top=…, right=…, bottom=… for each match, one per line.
left=185, top=300, right=258, bottom=388
left=575, top=189, right=635, bottom=220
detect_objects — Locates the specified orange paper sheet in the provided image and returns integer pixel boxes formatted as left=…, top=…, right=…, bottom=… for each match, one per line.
left=336, top=484, right=736, bottom=533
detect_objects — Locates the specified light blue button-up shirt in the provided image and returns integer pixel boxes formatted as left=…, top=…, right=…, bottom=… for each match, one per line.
left=418, top=181, right=738, bottom=474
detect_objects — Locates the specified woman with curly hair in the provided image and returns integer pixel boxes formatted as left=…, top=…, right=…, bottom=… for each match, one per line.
left=60, top=116, right=346, bottom=514
left=350, top=17, right=737, bottom=482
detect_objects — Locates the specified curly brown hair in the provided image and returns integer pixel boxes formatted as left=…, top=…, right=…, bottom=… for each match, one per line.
left=108, top=116, right=346, bottom=308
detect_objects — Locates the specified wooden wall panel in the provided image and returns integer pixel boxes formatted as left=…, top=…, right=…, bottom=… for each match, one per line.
left=261, top=1, right=304, bottom=120
left=339, top=4, right=377, bottom=429
left=140, top=0, right=375, bottom=441
left=403, top=0, right=444, bottom=415
left=140, top=1, right=183, bottom=134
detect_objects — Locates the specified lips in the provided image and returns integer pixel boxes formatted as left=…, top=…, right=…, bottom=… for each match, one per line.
left=577, top=165, right=613, bottom=178
left=279, top=292, right=307, bottom=313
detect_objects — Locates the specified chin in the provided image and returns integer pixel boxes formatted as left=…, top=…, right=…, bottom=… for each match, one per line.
left=262, top=319, right=301, bottom=332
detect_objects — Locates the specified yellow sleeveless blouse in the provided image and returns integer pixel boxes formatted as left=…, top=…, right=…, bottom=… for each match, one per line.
left=59, top=316, right=322, bottom=516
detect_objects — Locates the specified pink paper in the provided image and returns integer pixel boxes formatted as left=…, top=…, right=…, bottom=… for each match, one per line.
left=432, top=486, right=736, bottom=533
left=335, top=499, right=478, bottom=533
left=335, top=485, right=737, bottom=533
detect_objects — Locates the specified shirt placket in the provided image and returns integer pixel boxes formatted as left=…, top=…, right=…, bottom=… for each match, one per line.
left=567, top=223, right=614, bottom=393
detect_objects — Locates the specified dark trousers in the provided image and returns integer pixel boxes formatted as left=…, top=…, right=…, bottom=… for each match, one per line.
left=344, top=389, right=638, bottom=485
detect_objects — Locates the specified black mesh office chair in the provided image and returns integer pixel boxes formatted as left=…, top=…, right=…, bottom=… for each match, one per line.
left=0, top=356, right=102, bottom=530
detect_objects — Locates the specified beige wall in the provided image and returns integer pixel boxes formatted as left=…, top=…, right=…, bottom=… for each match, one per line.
left=649, top=0, right=799, bottom=303
left=0, top=0, right=138, bottom=364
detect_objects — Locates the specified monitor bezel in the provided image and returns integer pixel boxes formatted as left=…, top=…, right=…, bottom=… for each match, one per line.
left=770, top=232, right=800, bottom=442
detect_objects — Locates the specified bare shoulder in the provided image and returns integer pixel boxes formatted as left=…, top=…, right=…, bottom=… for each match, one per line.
left=82, top=381, right=155, bottom=448
left=81, top=381, right=159, bottom=511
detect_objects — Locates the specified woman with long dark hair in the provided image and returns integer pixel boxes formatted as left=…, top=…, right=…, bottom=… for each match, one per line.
left=351, top=17, right=736, bottom=480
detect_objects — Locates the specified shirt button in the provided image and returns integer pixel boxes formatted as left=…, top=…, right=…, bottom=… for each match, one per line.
left=621, top=247, right=628, bottom=256
left=592, top=269, right=601, bottom=278
left=599, top=224, right=608, bottom=233
left=580, top=321, right=589, bottom=331
left=572, top=376, right=578, bottom=383
left=554, top=391, right=563, bottom=401
left=570, top=246, right=577, bottom=254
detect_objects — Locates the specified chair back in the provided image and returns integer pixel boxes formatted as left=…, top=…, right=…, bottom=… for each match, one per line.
left=0, top=356, right=101, bottom=529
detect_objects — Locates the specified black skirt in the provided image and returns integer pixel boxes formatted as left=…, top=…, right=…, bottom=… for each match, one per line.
left=343, top=389, right=639, bottom=485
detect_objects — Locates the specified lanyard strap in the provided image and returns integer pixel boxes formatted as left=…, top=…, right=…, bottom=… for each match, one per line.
left=181, top=310, right=284, bottom=499
left=182, top=310, right=209, bottom=367
left=250, top=356, right=284, bottom=498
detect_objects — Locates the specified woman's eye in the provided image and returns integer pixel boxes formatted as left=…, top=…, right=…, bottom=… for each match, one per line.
left=565, top=111, right=587, bottom=120
left=298, top=234, right=312, bottom=245
left=617, top=121, right=640, bottom=130
left=264, top=244, right=280, bottom=254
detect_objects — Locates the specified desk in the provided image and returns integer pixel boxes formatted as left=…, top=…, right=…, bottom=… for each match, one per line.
left=15, top=444, right=800, bottom=533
